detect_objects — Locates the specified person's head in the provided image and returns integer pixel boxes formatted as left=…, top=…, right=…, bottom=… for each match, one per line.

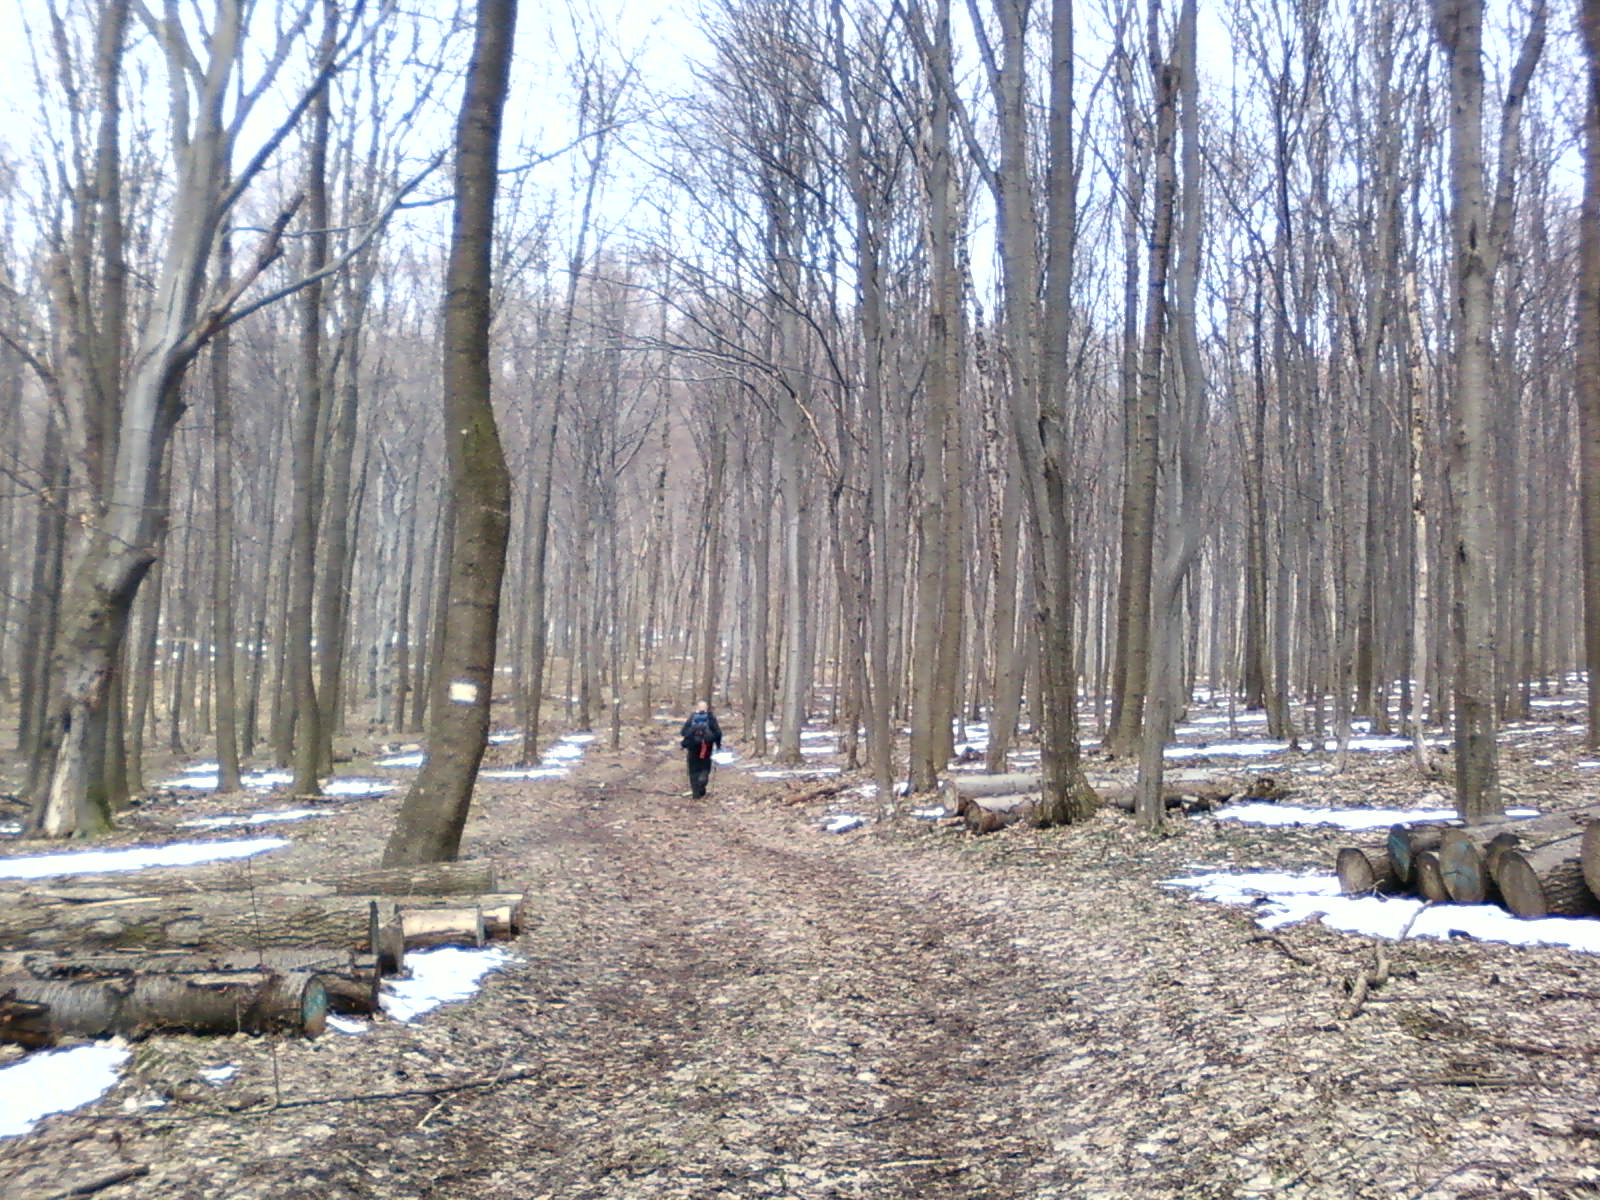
left=695, top=700, right=710, bottom=713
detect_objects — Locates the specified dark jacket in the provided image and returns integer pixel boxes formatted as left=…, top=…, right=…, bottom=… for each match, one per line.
left=680, top=710, right=723, bottom=752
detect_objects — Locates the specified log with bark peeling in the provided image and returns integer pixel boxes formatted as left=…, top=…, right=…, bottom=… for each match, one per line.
left=0, top=968, right=328, bottom=1047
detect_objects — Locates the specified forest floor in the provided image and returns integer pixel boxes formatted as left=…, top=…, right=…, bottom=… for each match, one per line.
left=4, top=716, right=1600, bottom=1199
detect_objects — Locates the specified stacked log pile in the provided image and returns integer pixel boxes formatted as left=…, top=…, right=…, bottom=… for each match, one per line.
left=938, top=771, right=1287, bottom=834
left=1335, top=809, right=1600, bottom=920
left=0, top=860, right=525, bottom=1045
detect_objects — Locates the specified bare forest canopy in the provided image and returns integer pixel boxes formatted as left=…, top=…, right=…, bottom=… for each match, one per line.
left=0, top=0, right=1595, bottom=839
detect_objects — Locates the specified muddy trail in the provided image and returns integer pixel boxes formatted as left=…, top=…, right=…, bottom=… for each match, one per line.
left=5, top=738, right=1600, bottom=1199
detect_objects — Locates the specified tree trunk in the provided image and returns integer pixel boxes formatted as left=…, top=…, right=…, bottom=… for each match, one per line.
left=210, top=233, right=243, bottom=794
left=1580, top=0, right=1600, bottom=750
left=282, top=5, right=336, bottom=798
left=382, top=0, right=518, bottom=865
left=1435, top=0, right=1544, bottom=821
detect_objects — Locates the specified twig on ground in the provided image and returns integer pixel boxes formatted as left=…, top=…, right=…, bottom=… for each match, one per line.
left=1340, top=901, right=1430, bottom=1020
left=40, top=1164, right=150, bottom=1200
left=1246, top=932, right=1314, bottom=966
left=1400, top=1158, right=1522, bottom=1200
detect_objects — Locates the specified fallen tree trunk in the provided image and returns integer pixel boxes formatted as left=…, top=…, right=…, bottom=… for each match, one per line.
left=330, top=861, right=498, bottom=896
left=0, top=894, right=405, bottom=973
left=0, top=968, right=328, bottom=1047
left=0, top=948, right=384, bottom=1014
left=1335, top=847, right=1404, bottom=896
left=1494, top=834, right=1596, bottom=918
left=20, top=858, right=503, bottom=899
left=960, top=794, right=1036, bottom=834
left=940, top=770, right=1283, bottom=820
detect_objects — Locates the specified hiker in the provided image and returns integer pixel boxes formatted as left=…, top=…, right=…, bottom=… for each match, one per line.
left=679, top=703, right=723, bottom=798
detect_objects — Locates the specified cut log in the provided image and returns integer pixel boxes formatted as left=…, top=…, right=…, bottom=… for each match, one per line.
left=1335, top=847, right=1403, bottom=896
left=1437, top=828, right=1492, bottom=904
left=1494, top=835, right=1596, bottom=918
left=0, top=894, right=405, bottom=973
left=0, top=859, right=499, bottom=899
left=960, top=794, right=1036, bottom=834
left=943, top=769, right=1282, bottom=803
left=1413, top=850, right=1451, bottom=903
left=330, top=861, right=498, bottom=896
left=397, top=892, right=525, bottom=939
left=0, top=948, right=384, bottom=1014
left=1582, top=820, right=1600, bottom=904
left=944, top=774, right=1044, bottom=799
left=1386, top=823, right=1448, bottom=885
left=0, top=968, right=328, bottom=1047
left=399, top=907, right=485, bottom=949
left=1100, top=791, right=1186, bottom=814
left=1378, top=810, right=1595, bottom=902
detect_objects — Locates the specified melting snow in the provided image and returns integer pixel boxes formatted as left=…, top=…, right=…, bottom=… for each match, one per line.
left=1213, top=804, right=1541, bottom=831
left=822, top=814, right=866, bottom=834
left=178, top=808, right=328, bottom=830
left=0, top=838, right=288, bottom=880
left=379, top=946, right=514, bottom=1023
left=0, top=1045, right=130, bottom=1138
left=159, top=769, right=294, bottom=791
left=1167, top=870, right=1600, bottom=955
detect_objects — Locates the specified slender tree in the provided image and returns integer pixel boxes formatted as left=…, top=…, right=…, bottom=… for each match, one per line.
left=383, top=0, right=518, bottom=866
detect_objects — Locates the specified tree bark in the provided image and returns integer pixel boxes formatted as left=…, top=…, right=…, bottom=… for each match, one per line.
left=0, top=969, right=328, bottom=1047
left=383, top=0, right=518, bottom=865
left=1434, top=0, right=1544, bottom=821
left=1579, top=0, right=1600, bottom=750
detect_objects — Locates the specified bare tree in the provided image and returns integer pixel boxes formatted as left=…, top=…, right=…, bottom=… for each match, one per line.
left=1580, top=0, right=1600, bottom=749
left=1433, top=0, right=1544, bottom=821
left=383, top=0, right=518, bottom=866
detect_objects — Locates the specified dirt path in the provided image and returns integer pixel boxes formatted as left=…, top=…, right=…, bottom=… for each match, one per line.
left=6, top=740, right=1600, bottom=1199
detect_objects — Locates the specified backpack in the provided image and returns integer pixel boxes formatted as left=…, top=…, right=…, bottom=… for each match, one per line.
left=685, top=712, right=714, bottom=757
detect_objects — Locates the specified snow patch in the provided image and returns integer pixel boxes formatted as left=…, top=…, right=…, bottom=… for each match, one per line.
left=0, top=838, right=288, bottom=880
left=1213, top=804, right=1540, bottom=831
left=1166, top=870, right=1600, bottom=954
left=0, top=1044, right=129, bottom=1138
left=178, top=808, right=328, bottom=830
left=379, top=946, right=514, bottom=1023
left=822, top=814, right=866, bottom=834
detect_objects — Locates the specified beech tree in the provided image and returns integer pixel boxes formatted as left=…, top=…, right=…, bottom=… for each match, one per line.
left=383, top=0, right=518, bottom=866
left=1434, top=0, right=1544, bottom=822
